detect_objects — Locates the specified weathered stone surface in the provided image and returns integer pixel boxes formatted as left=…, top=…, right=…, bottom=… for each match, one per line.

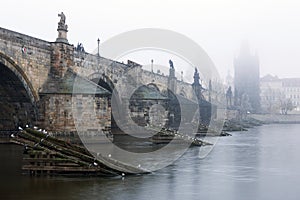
left=0, top=26, right=214, bottom=134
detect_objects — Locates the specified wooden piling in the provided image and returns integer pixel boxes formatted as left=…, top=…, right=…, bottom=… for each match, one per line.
left=11, top=128, right=148, bottom=176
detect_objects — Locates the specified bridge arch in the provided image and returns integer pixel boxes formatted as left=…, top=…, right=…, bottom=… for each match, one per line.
left=147, top=83, right=160, bottom=92
left=179, top=88, right=187, bottom=98
left=0, top=52, right=38, bottom=130
left=145, top=82, right=167, bottom=92
left=88, top=72, right=115, bottom=92
left=88, top=72, right=123, bottom=130
left=0, top=52, right=38, bottom=103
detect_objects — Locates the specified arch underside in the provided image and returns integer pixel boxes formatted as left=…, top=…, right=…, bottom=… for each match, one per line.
left=0, top=62, right=36, bottom=130
left=89, top=73, right=114, bottom=92
left=89, top=74, right=122, bottom=130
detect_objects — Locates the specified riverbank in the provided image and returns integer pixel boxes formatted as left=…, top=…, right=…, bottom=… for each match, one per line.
left=250, top=114, right=300, bottom=124
left=222, top=113, right=300, bottom=134
left=223, top=117, right=264, bottom=132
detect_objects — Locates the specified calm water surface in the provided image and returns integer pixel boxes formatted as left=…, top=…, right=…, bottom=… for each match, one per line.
left=1, top=124, right=300, bottom=200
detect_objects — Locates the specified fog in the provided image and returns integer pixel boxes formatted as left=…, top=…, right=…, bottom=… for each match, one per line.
left=1, top=0, right=300, bottom=79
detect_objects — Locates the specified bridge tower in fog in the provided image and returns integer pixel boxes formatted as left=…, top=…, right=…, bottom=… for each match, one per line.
left=234, top=42, right=261, bottom=113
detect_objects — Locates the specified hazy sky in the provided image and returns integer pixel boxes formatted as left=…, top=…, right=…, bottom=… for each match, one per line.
left=1, top=0, right=300, bottom=80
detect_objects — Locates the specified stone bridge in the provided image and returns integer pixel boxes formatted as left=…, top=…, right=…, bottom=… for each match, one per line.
left=0, top=16, right=221, bottom=135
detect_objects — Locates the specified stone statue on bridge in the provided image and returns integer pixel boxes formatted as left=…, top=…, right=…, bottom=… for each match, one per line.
left=226, top=86, right=233, bottom=108
left=58, top=12, right=68, bottom=30
left=192, top=67, right=205, bottom=100
left=193, top=67, right=200, bottom=86
left=56, top=12, right=69, bottom=43
left=169, top=59, right=174, bottom=69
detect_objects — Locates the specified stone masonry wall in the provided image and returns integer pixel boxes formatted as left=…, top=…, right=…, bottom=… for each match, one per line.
left=0, top=26, right=199, bottom=109
left=0, top=26, right=201, bottom=134
left=0, top=27, right=51, bottom=101
left=71, top=52, right=195, bottom=100
left=39, top=94, right=111, bottom=133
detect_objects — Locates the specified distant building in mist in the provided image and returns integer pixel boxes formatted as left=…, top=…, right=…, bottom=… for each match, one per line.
left=260, top=75, right=283, bottom=113
left=260, top=75, right=300, bottom=113
left=234, top=42, right=261, bottom=113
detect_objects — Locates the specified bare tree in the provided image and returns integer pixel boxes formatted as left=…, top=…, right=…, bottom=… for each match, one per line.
left=280, top=98, right=294, bottom=115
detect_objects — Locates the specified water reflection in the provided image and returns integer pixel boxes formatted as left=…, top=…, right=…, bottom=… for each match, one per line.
left=1, top=124, right=300, bottom=200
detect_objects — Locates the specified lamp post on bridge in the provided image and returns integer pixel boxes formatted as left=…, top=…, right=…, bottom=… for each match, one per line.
left=97, top=38, right=100, bottom=57
left=151, top=59, right=153, bottom=73
left=181, top=71, right=183, bottom=81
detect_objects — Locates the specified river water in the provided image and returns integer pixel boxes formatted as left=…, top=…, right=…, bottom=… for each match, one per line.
left=1, top=124, right=300, bottom=200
